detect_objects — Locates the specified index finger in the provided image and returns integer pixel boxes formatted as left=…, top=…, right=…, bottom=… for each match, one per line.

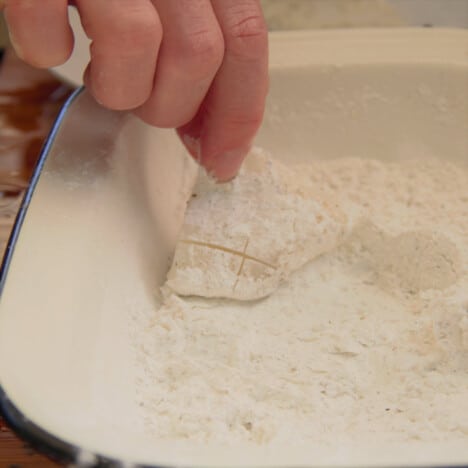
left=178, top=0, right=269, bottom=182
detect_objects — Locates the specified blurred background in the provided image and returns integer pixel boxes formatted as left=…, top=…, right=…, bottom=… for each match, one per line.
left=260, top=0, right=468, bottom=30
left=1, top=0, right=468, bottom=43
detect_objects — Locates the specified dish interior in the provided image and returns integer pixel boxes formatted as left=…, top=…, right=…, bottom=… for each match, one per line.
left=0, top=29, right=467, bottom=467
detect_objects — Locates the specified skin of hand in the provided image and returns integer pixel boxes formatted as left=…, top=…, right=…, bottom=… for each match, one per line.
left=1, top=0, right=269, bottom=181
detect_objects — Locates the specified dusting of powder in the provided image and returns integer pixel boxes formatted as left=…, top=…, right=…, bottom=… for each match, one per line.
left=165, top=150, right=347, bottom=301
left=133, top=154, right=468, bottom=448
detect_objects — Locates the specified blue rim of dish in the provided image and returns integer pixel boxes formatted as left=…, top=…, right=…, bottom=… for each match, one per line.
left=0, top=87, right=467, bottom=468
left=0, top=86, right=161, bottom=468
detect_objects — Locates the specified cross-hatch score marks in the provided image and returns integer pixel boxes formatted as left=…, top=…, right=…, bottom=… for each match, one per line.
left=180, top=238, right=277, bottom=291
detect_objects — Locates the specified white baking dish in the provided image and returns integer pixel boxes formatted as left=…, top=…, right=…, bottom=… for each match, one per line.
left=0, top=29, right=467, bottom=467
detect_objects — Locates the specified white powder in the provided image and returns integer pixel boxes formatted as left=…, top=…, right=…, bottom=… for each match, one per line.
left=165, top=150, right=348, bottom=301
left=133, top=154, right=468, bottom=449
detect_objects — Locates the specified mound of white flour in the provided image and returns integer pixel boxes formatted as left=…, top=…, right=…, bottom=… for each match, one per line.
left=134, top=153, right=468, bottom=448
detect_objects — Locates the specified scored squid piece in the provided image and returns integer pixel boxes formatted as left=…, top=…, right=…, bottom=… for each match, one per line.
left=164, top=149, right=348, bottom=300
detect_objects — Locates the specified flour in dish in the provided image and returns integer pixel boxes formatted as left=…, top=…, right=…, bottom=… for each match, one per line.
left=133, top=149, right=468, bottom=447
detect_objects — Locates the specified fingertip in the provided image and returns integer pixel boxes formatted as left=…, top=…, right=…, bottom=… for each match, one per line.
left=135, top=106, right=194, bottom=129
left=29, top=43, right=74, bottom=68
left=4, top=0, right=75, bottom=68
left=204, top=147, right=250, bottom=182
left=87, top=69, right=151, bottom=110
left=49, top=28, right=75, bottom=67
left=8, top=43, right=74, bottom=69
left=178, top=121, right=249, bottom=181
left=83, top=65, right=108, bottom=108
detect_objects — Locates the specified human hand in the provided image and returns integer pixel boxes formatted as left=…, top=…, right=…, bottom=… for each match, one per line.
left=2, top=0, right=269, bottom=181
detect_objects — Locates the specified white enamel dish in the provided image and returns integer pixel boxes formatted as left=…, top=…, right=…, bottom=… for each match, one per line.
left=0, top=29, right=467, bottom=467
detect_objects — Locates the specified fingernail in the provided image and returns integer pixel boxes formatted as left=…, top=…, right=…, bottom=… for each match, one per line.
left=8, top=31, right=24, bottom=60
left=83, top=66, right=94, bottom=92
left=209, top=147, right=249, bottom=183
left=83, top=67, right=106, bottom=107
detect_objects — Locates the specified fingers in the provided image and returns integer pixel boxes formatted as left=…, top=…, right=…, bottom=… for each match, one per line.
left=135, top=0, right=224, bottom=128
left=179, top=0, right=269, bottom=181
left=76, top=0, right=162, bottom=110
left=3, top=0, right=74, bottom=68
left=4, top=0, right=269, bottom=181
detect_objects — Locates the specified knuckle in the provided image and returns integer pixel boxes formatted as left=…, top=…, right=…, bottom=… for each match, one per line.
left=105, top=7, right=160, bottom=49
left=174, top=28, right=224, bottom=77
left=224, top=13, right=268, bottom=60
